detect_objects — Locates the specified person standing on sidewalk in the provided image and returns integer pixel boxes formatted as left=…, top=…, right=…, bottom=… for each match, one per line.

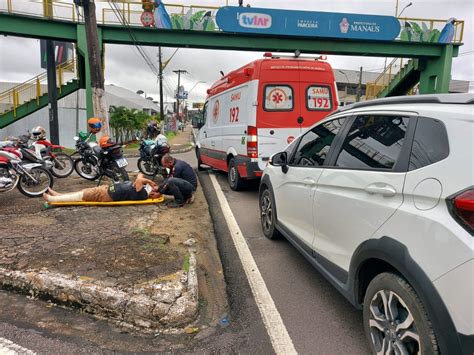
left=159, top=154, right=197, bottom=208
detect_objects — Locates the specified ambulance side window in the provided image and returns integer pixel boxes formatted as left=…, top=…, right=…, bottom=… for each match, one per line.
left=264, top=85, right=294, bottom=111
left=199, top=102, right=208, bottom=128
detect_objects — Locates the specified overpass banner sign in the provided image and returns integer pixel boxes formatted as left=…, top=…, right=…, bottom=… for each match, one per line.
left=216, top=7, right=401, bottom=41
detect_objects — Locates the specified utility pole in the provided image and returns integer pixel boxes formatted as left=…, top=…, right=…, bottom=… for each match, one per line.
left=158, top=47, right=165, bottom=131
left=43, top=0, right=60, bottom=144
left=75, top=0, right=109, bottom=136
left=356, top=66, right=363, bottom=102
left=173, top=69, right=187, bottom=128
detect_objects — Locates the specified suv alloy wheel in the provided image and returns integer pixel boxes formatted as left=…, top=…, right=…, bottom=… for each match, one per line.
left=363, top=273, right=439, bottom=355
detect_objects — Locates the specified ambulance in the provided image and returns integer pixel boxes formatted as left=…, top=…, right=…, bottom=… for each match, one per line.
left=196, top=53, right=339, bottom=190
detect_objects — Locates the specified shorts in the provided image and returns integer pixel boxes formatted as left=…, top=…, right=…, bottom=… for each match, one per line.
left=82, top=185, right=113, bottom=202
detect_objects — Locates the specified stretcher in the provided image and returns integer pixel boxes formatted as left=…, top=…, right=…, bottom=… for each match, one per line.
left=43, top=196, right=165, bottom=208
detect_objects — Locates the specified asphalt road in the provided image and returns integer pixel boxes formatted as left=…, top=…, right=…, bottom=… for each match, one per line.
left=207, top=168, right=370, bottom=354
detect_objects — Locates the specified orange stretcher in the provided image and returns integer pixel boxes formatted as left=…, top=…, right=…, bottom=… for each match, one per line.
left=43, top=196, right=165, bottom=208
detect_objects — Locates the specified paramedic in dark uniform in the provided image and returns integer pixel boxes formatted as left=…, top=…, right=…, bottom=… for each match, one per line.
left=159, top=154, right=197, bottom=208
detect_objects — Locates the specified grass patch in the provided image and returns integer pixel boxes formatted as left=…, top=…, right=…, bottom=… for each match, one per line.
left=182, top=254, right=190, bottom=273
left=166, top=131, right=177, bottom=139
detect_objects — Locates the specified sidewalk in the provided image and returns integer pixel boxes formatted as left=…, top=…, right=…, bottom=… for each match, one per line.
left=0, top=128, right=227, bottom=334
left=123, top=125, right=195, bottom=157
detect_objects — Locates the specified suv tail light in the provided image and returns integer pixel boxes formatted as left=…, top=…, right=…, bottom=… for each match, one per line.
left=447, top=188, right=474, bottom=235
left=247, top=126, right=258, bottom=159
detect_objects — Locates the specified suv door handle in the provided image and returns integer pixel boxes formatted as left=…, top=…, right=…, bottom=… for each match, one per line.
left=365, top=183, right=397, bottom=197
left=303, top=178, right=317, bottom=186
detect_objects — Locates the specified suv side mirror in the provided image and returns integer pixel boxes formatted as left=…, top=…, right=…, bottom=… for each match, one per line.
left=270, top=151, right=289, bottom=173
left=197, top=122, right=205, bottom=129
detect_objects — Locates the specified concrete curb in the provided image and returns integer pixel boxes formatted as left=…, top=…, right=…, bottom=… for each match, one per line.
left=0, top=249, right=198, bottom=332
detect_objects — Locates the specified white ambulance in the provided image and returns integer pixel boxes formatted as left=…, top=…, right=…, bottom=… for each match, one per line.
left=196, top=53, right=338, bottom=190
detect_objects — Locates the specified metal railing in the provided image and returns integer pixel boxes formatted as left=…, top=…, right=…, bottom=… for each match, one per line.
left=0, top=57, right=77, bottom=117
left=1, top=2, right=463, bottom=43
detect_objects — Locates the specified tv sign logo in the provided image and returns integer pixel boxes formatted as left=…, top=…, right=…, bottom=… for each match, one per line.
left=239, top=13, right=272, bottom=29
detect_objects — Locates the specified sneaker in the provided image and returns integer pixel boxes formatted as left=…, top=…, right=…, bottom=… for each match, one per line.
left=166, top=201, right=184, bottom=208
left=185, top=193, right=195, bottom=204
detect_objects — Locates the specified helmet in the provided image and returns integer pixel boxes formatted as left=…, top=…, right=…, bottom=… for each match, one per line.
left=31, top=126, right=46, bottom=140
left=87, top=117, right=102, bottom=133
left=99, top=135, right=114, bottom=148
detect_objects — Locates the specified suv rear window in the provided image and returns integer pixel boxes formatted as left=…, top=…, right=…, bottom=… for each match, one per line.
left=335, top=115, right=410, bottom=170
left=409, top=117, right=449, bottom=170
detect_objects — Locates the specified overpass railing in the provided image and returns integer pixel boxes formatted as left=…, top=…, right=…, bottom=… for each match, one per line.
left=0, top=1, right=464, bottom=43
left=0, top=57, right=77, bottom=117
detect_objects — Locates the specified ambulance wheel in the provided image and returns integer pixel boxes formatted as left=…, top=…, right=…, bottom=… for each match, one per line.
left=196, top=148, right=205, bottom=171
left=228, top=157, right=246, bottom=191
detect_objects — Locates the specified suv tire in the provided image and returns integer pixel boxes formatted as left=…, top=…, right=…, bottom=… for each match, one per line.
left=259, top=188, right=281, bottom=239
left=363, top=272, right=439, bottom=355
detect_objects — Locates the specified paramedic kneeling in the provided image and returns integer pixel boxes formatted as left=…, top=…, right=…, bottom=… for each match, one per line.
left=159, top=154, right=197, bottom=208
left=43, top=173, right=161, bottom=203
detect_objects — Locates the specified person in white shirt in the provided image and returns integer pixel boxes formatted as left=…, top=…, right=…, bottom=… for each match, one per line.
left=154, top=129, right=169, bottom=150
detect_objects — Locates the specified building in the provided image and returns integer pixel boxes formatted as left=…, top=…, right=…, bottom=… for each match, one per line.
left=333, top=69, right=469, bottom=106
left=0, top=83, right=164, bottom=147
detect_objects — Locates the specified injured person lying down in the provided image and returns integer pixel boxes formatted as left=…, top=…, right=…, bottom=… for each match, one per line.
left=43, top=173, right=162, bottom=203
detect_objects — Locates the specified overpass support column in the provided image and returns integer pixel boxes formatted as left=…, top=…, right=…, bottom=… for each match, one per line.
left=76, top=24, right=103, bottom=121
left=418, top=44, right=454, bottom=94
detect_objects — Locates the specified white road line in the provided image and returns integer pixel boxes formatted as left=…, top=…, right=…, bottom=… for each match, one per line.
left=0, top=337, right=35, bottom=355
left=209, top=172, right=297, bottom=355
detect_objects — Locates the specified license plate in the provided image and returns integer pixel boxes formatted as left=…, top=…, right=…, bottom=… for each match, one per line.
left=116, top=158, right=128, bottom=168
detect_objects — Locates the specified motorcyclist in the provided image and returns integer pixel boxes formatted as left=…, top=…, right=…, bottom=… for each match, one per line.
left=154, top=128, right=169, bottom=154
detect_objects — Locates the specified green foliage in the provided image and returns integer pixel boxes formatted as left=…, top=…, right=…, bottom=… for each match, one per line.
left=170, top=10, right=216, bottom=31
left=110, top=105, right=153, bottom=143
left=399, top=21, right=442, bottom=43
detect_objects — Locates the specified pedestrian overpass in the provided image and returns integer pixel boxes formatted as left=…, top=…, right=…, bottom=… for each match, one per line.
left=0, top=1, right=465, bottom=128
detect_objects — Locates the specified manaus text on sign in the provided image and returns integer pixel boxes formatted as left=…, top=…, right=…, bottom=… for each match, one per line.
left=216, top=6, right=401, bottom=41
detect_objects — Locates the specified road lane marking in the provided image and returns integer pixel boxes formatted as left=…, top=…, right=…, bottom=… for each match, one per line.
left=209, top=172, right=297, bottom=355
left=0, top=337, right=35, bottom=355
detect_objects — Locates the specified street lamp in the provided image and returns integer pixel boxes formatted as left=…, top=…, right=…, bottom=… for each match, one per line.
left=136, top=90, right=149, bottom=99
left=396, top=1, right=413, bottom=17
left=188, top=81, right=206, bottom=94
left=337, top=70, right=351, bottom=105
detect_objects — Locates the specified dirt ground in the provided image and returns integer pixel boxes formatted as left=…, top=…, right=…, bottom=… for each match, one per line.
left=0, top=174, right=228, bottom=334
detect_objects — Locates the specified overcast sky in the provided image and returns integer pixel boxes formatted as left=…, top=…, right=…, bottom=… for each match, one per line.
left=0, top=0, right=473, bottom=103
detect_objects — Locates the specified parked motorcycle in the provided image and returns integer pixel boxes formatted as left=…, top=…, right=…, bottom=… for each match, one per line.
left=0, top=145, right=54, bottom=198
left=137, top=137, right=169, bottom=178
left=31, top=138, right=74, bottom=178
left=73, top=135, right=129, bottom=185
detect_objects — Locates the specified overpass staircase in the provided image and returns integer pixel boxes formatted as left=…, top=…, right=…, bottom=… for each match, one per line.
left=366, top=58, right=422, bottom=99
left=0, top=57, right=80, bottom=129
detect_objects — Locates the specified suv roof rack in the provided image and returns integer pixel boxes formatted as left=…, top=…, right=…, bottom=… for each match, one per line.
left=337, top=93, right=474, bottom=113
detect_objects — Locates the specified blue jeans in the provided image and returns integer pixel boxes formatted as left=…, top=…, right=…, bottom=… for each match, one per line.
left=160, top=177, right=195, bottom=204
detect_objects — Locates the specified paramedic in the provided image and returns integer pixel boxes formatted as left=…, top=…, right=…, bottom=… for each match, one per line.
left=43, top=173, right=161, bottom=203
left=159, top=154, right=197, bottom=208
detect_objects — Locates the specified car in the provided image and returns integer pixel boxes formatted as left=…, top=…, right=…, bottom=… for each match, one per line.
left=259, top=94, right=473, bottom=354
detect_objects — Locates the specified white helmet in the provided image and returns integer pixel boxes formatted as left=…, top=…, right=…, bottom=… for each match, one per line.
left=31, top=126, right=46, bottom=140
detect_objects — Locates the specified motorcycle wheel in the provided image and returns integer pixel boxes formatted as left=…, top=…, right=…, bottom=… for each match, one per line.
left=74, top=158, right=99, bottom=180
left=110, top=165, right=129, bottom=182
left=17, top=167, right=54, bottom=198
left=137, top=158, right=155, bottom=175
left=51, top=153, right=74, bottom=178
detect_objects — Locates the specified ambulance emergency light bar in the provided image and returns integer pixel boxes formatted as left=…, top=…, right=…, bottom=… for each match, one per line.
left=263, top=52, right=327, bottom=61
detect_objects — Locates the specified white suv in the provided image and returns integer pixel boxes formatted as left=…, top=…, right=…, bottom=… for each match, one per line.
left=259, top=94, right=473, bottom=354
